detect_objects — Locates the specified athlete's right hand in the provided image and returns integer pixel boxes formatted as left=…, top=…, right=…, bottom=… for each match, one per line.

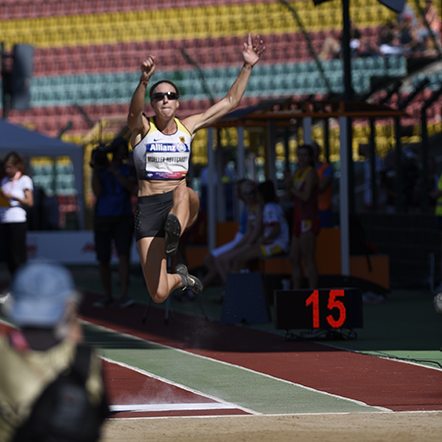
left=140, top=55, right=156, bottom=83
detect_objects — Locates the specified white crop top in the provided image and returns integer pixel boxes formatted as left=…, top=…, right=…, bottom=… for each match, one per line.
left=132, top=116, right=192, bottom=180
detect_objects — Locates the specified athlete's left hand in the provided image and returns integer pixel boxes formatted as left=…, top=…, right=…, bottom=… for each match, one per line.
left=242, top=33, right=266, bottom=67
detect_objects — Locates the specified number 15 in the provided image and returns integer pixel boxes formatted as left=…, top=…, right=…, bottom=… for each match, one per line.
left=305, top=289, right=347, bottom=328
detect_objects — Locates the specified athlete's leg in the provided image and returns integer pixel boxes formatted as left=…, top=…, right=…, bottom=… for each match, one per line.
left=168, top=185, right=199, bottom=231
left=137, top=236, right=182, bottom=303
left=165, top=185, right=200, bottom=256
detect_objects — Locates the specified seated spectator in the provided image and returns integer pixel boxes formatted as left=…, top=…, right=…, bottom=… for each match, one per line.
left=320, top=23, right=367, bottom=60
left=348, top=28, right=360, bottom=56
left=353, top=35, right=381, bottom=58
left=199, top=178, right=249, bottom=290
left=215, top=179, right=264, bottom=286
left=320, top=33, right=341, bottom=60
left=231, top=180, right=290, bottom=273
left=398, top=14, right=424, bottom=54
left=378, top=21, right=405, bottom=56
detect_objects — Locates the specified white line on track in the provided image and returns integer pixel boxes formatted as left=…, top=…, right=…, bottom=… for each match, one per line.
left=322, top=342, right=442, bottom=372
left=81, top=319, right=390, bottom=413
left=100, top=355, right=259, bottom=415
left=110, top=403, right=238, bottom=413
left=0, top=318, right=255, bottom=416
left=110, top=409, right=442, bottom=421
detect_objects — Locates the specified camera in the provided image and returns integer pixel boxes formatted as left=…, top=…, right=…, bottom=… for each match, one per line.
left=90, top=143, right=113, bottom=169
left=90, top=138, right=129, bottom=169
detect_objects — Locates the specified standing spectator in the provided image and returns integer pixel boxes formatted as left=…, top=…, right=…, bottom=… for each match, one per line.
left=359, top=144, right=386, bottom=211
left=0, top=152, right=33, bottom=279
left=312, top=142, right=334, bottom=227
left=0, top=260, right=109, bottom=442
left=402, top=150, right=421, bottom=212
left=428, top=156, right=439, bottom=211
left=431, top=164, right=442, bottom=292
left=231, top=180, right=289, bottom=273
left=285, top=145, right=320, bottom=289
left=91, top=138, right=137, bottom=308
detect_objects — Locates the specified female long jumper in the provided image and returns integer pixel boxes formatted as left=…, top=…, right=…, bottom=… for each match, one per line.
left=127, top=33, right=265, bottom=303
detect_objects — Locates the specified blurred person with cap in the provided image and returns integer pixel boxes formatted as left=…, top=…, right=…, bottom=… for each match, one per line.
left=0, top=260, right=109, bottom=442
left=91, top=137, right=137, bottom=309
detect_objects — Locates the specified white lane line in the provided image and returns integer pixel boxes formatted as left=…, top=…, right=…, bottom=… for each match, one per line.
left=322, top=342, right=442, bottom=372
left=112, top=409, right=442, bottom=421
left=100, top=356, right=259, bottom=415
left=111, top=403, right=237, bottom=412
left=82, top=319, right=387, bottom=412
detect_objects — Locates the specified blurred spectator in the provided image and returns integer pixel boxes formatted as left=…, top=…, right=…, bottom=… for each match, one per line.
left=320, top=24, right=374, bottom=59
left=0, top=260, right=109, bottom=442
left=359, top=144, right=387, bottom=211
left=428, top=156, right=439, bottom=211
left=398, top=1, right=418, bottom=29
left=0, top=152, right=34, bottom=280
left=353, top=35, right=381, bottom=58
left=349, top=27, right=363, bottom=57
left=312, top=142, right=334, bottom=227
left=378, top=21, right=404, bottom=56
left=379, top=150, right=396, bottom=213
left=232, top=180, right=289, bottom=273
left=199, top=164, right=236, bottom=220
left=216, top=179, right=264, bottom=286
left=320, top=30, right=341, bottom=60
left=91, top=138, right=137, bottom=309
left=431, top=164, right=442, bottom=292
left=417, top=0, right=441, bottom=43
left=285, top=144, right=320, bottom=289
left=197, top=178, right=249, bottom=291
left=398, top=14, right=424, bottom=54
left=402, top=150, right=421, bottom=212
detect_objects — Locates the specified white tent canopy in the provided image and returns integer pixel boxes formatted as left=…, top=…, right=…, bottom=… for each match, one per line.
left=0, top=119, right=85, bottom=228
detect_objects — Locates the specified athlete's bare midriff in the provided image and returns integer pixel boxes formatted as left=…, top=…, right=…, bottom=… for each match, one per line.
left=138, top=177, right=186, bottom=196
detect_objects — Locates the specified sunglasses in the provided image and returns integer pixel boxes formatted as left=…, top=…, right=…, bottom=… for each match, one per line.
left=151, top=91, right=179, bottom=101
left=242, top=188, right=255, bottom=195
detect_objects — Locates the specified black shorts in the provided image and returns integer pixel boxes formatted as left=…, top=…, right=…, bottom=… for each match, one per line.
left=134, top=191, right=174, bottom=241
left=94, top=214, right=134, bottom=262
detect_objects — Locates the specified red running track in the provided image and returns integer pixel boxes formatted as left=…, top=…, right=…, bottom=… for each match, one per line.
left=78, top=292, right=442, bottom=413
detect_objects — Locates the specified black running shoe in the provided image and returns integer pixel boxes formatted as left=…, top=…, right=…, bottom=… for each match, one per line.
left=175, top=264, right=203, bottom=295
left=164, top=214, right=181, bottom=257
